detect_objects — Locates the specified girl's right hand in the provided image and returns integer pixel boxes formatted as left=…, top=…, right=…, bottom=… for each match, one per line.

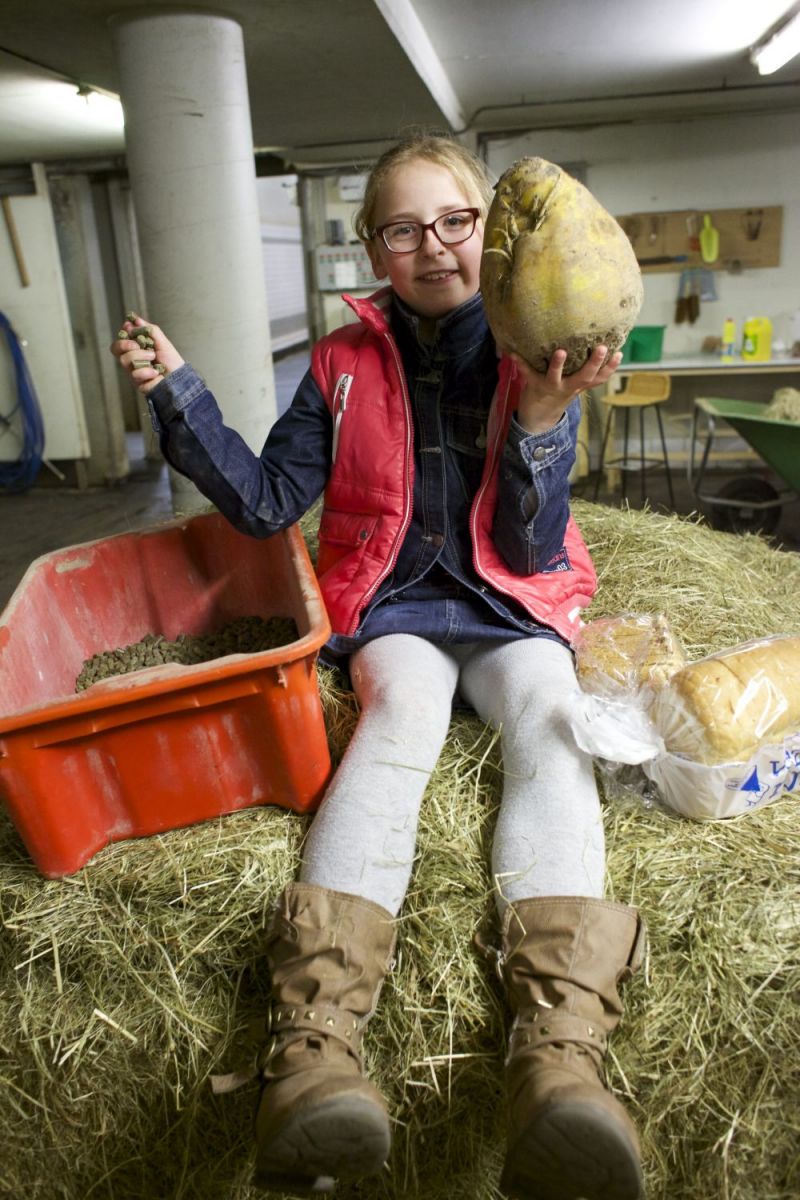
left=110, top=314, right=185, bottom=394
left=512, top=345, right=622, bottom=435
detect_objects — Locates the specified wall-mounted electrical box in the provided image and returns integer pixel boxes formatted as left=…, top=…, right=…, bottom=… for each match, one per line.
left=313, top=243, right=375, bottom=291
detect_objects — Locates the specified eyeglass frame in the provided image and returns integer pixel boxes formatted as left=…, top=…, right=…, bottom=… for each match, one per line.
left=371, top=207, right=482, bottom=255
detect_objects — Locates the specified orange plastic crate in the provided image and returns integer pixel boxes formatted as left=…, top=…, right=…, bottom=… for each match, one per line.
left=0, top=513, right=332, bottom=877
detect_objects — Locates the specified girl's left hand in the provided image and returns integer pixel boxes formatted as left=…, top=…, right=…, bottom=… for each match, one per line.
left=111, top=314, right=185, bottom=395
left=512, top=345, right=622, bottom=435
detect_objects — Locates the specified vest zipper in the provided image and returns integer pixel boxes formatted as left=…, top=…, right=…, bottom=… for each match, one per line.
left=470, top=371, right=512, bottom=589
left=348, top=334, right=414, bottom=631
left=331, top=373, right=353, bottom=463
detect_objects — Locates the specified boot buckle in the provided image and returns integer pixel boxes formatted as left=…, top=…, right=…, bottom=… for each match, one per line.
left=256, top=1034, right=279, bottom=1074
left=472, top=928, right=506, bottom=983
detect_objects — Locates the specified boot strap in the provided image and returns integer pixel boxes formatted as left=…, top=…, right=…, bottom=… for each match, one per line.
left=509, top=1008, right=608, bottom=1056
left=264, top=1002, right=365, bottom=1065
left=621, top=911, right=647, bottom=981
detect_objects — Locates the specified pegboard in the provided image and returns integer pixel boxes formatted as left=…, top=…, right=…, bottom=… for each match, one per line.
left=615, top=205, right=783, bottom=273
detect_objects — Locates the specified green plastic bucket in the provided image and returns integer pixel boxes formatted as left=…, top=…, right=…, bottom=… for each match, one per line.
left=620, top=325, right=666, bottom=363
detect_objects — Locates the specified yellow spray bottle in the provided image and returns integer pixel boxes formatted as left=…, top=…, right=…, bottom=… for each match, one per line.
left=721, top=317, right=736, bottom=362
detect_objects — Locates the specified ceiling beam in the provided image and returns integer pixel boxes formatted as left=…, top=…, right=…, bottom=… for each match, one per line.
left=372, top=0, right=466, bottom=130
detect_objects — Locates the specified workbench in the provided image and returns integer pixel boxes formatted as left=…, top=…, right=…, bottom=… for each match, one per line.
left=614, top=355, right=800, bottom=379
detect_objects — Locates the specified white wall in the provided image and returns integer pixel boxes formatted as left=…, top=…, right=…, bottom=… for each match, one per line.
left=485, top=110, right=800, bottom=357
left=257, top=175, right=308, bottom=351
left=256, top=175, right=301, bottom=227
left=0, top=163, right=88, bottom=463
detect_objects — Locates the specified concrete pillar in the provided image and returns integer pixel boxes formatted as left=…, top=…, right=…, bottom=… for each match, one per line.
left=109, top=10, right=276, bottom=514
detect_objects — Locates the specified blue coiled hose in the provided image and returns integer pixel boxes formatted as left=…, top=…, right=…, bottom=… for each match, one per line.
left=0, top=310, right=44, bottom=493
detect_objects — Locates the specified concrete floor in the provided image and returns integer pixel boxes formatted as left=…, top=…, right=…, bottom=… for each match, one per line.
left=2, top=347, right=799, bottom=612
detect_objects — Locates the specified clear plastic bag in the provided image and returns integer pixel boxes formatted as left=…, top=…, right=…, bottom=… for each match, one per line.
left=644, top=732, right=800, bottom=820
left=570, top=626, right=800, bottom=820
left=650, top=634, right=800, bottom=765
left=574, top=612, right=686, bottom=702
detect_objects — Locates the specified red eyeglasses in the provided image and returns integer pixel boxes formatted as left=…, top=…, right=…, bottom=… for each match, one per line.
left=373, top=208, right=481, bottom=254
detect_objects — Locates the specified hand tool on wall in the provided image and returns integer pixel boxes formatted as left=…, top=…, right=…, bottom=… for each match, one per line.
left=698, top=268, right=717, bottom=301
left=637, top=254, right=688, bottom=267
left=700, top=214, right=719, bottom=264
left=687, top=271, right=700, bottom=324
left=1, top=196, right=30, bottom=287
left=675, top=270, right=691, bottom=323
left=742, top=209, right=763, bottom=241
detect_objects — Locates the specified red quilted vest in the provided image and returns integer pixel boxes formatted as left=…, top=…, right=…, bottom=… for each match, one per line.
left=310, top=289, right=597, bottom=643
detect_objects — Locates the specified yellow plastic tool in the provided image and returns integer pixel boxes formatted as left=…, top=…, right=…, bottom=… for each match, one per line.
left=699, top=214, right=719, bottom=264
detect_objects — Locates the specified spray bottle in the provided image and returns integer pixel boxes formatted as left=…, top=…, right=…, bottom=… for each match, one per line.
left=721, top=317, right=737, bottom=362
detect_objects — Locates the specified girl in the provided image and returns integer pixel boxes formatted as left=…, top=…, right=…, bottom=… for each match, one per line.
left=112, top=133, right=645, bottom=1200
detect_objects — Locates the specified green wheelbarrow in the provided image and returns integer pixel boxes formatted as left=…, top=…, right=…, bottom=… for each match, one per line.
left=689, top=396, right=800, bottom=535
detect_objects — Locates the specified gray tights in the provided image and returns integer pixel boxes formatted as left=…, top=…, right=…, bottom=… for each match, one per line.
left=300, top=634, right=604, bottom=916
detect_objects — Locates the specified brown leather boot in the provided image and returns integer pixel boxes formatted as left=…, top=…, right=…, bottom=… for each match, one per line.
left=253, top=882, right=396, bottom=1195
left=493, top=896, right=646, bottom=1200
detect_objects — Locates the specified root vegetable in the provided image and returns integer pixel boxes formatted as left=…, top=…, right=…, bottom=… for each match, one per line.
left=480, top=158, right=643, bottom=373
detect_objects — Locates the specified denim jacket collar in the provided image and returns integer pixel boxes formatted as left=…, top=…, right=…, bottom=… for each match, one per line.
left=390, top=291, right=489, bottom=360
left=342, top=286, right=492, bottom=362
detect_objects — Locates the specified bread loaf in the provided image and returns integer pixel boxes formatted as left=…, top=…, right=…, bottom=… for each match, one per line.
left=651, top=635, right=800, bottom=764
left=576, top=613, right=685, bottom=698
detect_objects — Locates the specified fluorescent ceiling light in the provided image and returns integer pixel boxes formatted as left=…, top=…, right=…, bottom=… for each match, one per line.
left=372, top=0, right=465, bottom=129
left=74, top=85, right=125, bottom=128
left=750, top=10, right=800, bottom=74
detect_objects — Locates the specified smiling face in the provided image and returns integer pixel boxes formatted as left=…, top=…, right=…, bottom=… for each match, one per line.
left=365, top=159, right=484, bottom=320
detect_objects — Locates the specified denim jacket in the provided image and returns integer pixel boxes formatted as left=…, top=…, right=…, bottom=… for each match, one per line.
left=145, top=291, right=585, bottom=659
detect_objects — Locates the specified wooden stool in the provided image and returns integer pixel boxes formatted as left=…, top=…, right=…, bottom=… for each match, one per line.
left=593, top=371, right=675, bottom=508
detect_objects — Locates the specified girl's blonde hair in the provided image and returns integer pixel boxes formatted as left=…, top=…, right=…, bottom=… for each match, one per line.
left=353, top=131, right=495, bottom=242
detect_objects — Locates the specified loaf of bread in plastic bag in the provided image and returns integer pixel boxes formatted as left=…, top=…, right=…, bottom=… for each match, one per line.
left=575, top=612, right=686, bottom=699
left=650, top=634, right=800, bottom=764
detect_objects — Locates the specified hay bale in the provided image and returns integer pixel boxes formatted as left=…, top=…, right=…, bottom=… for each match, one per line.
left=764, top=387, right=800, bottom=421
left=1, top=502, right=799, bottom=1199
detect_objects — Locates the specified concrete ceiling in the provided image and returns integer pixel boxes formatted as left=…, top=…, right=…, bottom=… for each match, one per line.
left=1, top=0, right=800, bottom=169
